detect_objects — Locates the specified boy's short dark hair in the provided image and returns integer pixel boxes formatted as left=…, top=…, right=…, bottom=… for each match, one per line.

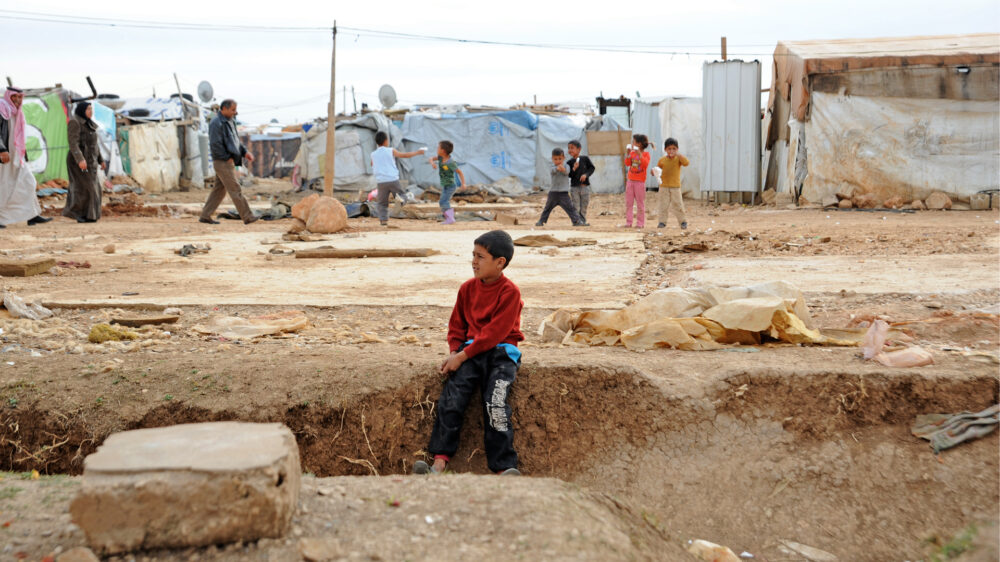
left=665, top=137, right=679, bottom=149
left=374, top=131, right=389, bottom=146
left=474, top=230, right=514, bottom=269
left=551, top=147, right=564, bottom=157
left=568, top=140, right=582, bottom=149
left=439, top=140, right=454, bottom=155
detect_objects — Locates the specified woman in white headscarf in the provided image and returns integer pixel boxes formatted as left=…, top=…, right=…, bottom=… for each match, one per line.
left=0, top=87, right=51, bottom=228
left=63, top=101, right=105, bottom=223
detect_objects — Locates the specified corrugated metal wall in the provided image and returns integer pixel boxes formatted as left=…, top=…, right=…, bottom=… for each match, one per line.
left=702, top=61, right=761, bottom=193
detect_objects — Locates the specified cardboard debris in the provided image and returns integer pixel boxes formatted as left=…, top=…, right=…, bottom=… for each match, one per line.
left=538, top=281, right=855, bottom=351
left=192, top=310, right=309, bottom=339
left=0, top=258, right=56, bottom=277
left=513, top=235, right=597, bottom=248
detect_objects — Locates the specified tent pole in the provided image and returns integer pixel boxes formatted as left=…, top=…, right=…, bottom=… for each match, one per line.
left=721, top=37, right=727, bottom=61
left=323, top=21, right=337, bottom=197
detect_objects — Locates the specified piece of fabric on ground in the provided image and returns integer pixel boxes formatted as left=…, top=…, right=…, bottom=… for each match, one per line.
left=912, top=404, right=1000, bottom=453
left=513, top=234, right=597, bottom=248
left=538, top=281, right=856, bottom=351
left=192, top=310, right=309, bottom=339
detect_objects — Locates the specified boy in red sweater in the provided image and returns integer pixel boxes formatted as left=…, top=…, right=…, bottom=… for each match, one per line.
left=414, top=230, right=524, bottom=476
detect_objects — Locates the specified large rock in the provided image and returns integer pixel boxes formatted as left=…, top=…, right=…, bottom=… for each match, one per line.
left=925, top=192, right=953, bottom=210
left=288, top=217, right=307, bottom=234
left=70, top=422, right=301, bottom=555
left=292, top=193, right=320, bottom=221
left=838, top=198, right=854, bottom=209
left=909, top=199, right=927, bottom=210
left=882, top=196, right=905, bottom=209
left=306, top=197, right=348, bottom=234
left=852, top=193, right=879, bottom=209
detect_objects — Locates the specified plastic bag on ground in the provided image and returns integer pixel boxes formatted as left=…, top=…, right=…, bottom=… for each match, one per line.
left=873, top=346, right=934, bottom=367
left=2, top=292, right=53, bottom=321
left=862, top=319, right=890, bottom=359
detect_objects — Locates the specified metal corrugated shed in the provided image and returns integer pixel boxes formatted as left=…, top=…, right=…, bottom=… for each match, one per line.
left=702, top=60, right=761, bottom=194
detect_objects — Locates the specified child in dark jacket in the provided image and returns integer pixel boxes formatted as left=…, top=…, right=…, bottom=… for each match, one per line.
left=414, top=230, right=525, bottom=475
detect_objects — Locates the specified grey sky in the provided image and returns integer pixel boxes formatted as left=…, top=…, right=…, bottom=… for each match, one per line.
left=4, top=0, right=998, bottom=123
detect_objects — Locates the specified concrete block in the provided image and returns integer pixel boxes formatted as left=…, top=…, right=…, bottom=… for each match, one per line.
left=70, top=422, right=300, bottom=555
left=970, top=193, right=990, bottom=210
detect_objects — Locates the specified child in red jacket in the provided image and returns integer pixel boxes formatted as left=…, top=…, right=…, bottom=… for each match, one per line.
left=414, top=230, right=524, bottom=476
left=623, top=133, right=651, bottom=228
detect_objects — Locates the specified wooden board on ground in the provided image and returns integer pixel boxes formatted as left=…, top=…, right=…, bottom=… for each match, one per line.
left=0, top=258, right=56, bottom=277
left=586, top=130, right=631, bottom=156
left=295, top=247, right=440, bottom=259
left=111, top=315, right=180, bottom=328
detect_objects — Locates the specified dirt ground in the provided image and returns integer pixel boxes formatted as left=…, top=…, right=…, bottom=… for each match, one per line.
left=3, top=180, right=999, bottom=561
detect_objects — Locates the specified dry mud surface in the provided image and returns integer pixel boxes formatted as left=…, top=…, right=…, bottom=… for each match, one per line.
left=3, top=188, right=999, bottom=561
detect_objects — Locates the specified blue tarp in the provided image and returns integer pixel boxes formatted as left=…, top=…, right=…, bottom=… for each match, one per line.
left=400, top=112, right=538, bottom=188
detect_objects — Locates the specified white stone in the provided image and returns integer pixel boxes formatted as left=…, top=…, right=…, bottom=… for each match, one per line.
left=70, top=422, right=300, bottom=555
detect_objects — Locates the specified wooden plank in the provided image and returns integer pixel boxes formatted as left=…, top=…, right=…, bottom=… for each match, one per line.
left=0, top=258, right=56, bottom=277
left=295, top=248, right=439, bottom=259
left=111, top=315, right=180, bottom=328
left=586, top=130, right=631, bottom=156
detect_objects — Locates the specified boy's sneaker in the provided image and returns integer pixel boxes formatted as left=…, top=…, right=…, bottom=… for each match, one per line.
left=499, top=467, right=521, bottom=476
left=657, top=222, right=666, bottom=228
left=681, top=221, right=688, bottom=230
left=380, top=220, right=388, bottom=226
left=573, top=221, right=590, bottom=227
left=534, top=221, right=544, bottom=227
left=413, top=460, right=445, bottom=475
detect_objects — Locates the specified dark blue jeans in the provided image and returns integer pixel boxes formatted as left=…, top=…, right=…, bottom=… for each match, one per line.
left=428, top=346, right=519, bottom=472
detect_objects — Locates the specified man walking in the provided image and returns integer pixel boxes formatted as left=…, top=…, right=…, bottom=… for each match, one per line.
left=199, top=99, right=257, bottom=225
left=0, top=86, right=52, bottom=228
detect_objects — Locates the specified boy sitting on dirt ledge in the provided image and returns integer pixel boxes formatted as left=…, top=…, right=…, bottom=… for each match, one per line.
left=414, top=230, right=525, bottom=476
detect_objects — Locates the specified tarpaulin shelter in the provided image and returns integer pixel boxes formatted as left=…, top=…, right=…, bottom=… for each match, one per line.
left=294, top=113, right=402, bottom=191
left=631, top=96, right=703, bottom=196
left=763, top=34, right=1000, bottom=204
left=240, top=132, right=301, bottom=179
left=118, top=96, right=209, bottom=190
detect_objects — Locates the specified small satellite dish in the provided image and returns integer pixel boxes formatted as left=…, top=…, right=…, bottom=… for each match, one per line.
left=197, top=81, right=214, bottom=103
left=378, top=84, right=397, bottom=109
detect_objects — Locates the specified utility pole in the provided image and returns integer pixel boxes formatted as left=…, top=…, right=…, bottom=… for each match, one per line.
left=721, top=36, right=727, bottom=61
left=323, top=21, right=338, bottom=196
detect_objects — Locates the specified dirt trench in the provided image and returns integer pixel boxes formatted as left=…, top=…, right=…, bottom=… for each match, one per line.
left=1, top=364, right=997, bottom=560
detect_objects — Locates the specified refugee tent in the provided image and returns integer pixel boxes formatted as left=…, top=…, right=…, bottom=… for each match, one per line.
left=119, top=122, right=182, bottom=193
left=21, top=87, right=71, bottom=183
left=294, top=113, right=402, bottom=191
left=763, top=34, right=1000, bottom=204
left=632, top=96, right=704, bottom=196
left=241, top=132, right=301, bottom=179
left=118, top=96, right=208, bottom=188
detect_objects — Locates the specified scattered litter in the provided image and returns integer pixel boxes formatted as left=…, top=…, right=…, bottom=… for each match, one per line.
left=717, top=347, right=760, bottom=353
left=862, top=319, right=933, bottom=367
left=164, top=307, right=183, bottom=316
left=269, top=245, right=295, bottom=256
left=2, top=292, right=54, bottom=321
left=688, top=539, right=740, bottom=562
left=912, top=404, right=999, bottom=454
left=778, top=540, right=838, bottom=561
left=176, top=243, right=211, bottom=257
left=283, top=233, right=329, bottom=242
left=740, top=553, right=755, bottom=559
left=56, top=260, right=92, bottom=269
left=88, top=323, right=139, bottom=343
left=35, top=187, right=68, bottom=197
left=296, top=247, right=439, bottom=259
left=513, top=234, right=597, bottom=248
left=192, top=310, right=310, bottom=339
left=662, top=242, right=711, bottom=254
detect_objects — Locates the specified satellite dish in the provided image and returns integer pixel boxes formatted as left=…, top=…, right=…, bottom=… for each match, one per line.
left=378, top=84, right=397, bottom=109
left=197, top=81, right=214, bottom=103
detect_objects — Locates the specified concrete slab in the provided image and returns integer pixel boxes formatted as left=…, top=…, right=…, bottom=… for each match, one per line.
left=686, top=255, right=1000, bottom=294
left=70, top=422, right=300, bottom=554
left=32, top=230, right=644, bottom=309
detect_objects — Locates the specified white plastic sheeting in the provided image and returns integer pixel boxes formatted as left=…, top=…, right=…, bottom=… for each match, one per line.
left=800, top=93, right=1000, bottom=203
left=126, top=122, right=181, bottom=193
left=294, top=113, right=403, bottom=191
left=92, top=101, right=125, bottom=177
left=632, top=96, right=704, bottom=195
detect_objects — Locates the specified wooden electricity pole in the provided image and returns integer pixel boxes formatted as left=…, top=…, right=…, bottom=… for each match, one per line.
left=721, top=36, right=727, bottom=61
left=323, top=21, right=338, bottom=196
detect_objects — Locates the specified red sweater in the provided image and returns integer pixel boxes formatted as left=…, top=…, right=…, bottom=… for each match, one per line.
left=624, top=150, right=650, bottom=182
left=447, top=275, right=524, bottom=357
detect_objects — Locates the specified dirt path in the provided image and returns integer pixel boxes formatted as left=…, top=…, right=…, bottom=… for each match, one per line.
left=4, top=189, right=1000, bottom=561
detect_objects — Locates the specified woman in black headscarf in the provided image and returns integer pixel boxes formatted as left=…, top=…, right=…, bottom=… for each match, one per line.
left=63, top=101, right=105, bottom=223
